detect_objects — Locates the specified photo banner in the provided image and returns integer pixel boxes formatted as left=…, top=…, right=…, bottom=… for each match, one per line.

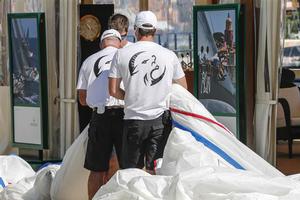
left=8, top=13, right=48, bottom=149
left=193, top=4, right=246, bottom=141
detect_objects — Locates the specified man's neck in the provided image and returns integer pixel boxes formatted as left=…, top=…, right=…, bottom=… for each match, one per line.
left=102, top=44, right=118, bottom=49
left=138, top=35, right=154, bottom=42
left=121, top=40, right=128, bottom=48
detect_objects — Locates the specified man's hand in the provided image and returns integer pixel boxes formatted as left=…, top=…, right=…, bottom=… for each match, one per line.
left=109, top=77, right=125, bottom=100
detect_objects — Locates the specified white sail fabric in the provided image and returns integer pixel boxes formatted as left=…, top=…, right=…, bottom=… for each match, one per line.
left=0, top=156, right=60, bottom=200
left=93, top=126, right=300, bottom=199
left=2, top=85, right=300, bottom=200
left=92, top=85, right=300, bottom=200
left=50, top=125, right=89, bottom=200
left=168, top=84, right=283, bottom=177
left=0, top=156, right=35, bottom=187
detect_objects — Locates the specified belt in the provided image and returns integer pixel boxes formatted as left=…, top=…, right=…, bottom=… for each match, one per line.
left=93, top=106, right=123, bottom=112
left=105, top=106, right=124, bottom=110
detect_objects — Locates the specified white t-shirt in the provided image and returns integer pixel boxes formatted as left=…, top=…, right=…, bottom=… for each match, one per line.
left=76, top=44, right=133, bottom=90
left=77, top=46, right=124, bottom=113
left=109, top=41, right=185, bottom=120
left=77, top=53, right=94, bottom=91
left=123, top=41, right=133, bottom=48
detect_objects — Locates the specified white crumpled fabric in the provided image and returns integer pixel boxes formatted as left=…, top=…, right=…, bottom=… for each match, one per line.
left=0, top=163, right=60, bottom=200
left=93, top=85, right=300, bottom=200
left=50, top=125, right=90, bottom=200
left=93, top=128, right=300, bottom=200
left=0, top=155, right=35, bottom=186
left=3, top=85, right=300, bottom=200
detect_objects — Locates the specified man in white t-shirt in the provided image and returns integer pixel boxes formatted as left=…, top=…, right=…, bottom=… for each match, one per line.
left=106, top=13, right=132, bottom=173
left=77, top=29, right=124, bottom=200
left=77, top=13, right=132, bottom=132
left=109, top=11, right=187, bottom=174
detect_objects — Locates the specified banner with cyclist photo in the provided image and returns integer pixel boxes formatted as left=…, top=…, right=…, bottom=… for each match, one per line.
left=193, top=4, right=245, bottom=138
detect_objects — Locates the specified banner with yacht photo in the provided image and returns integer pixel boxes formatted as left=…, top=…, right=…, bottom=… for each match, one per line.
left=8, top=13, right=48, bottom=148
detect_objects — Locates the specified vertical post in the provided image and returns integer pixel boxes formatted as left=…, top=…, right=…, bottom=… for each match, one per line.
left=174, top=33, right=177, bottom=50
left=241, top=0, right=255, bottom=148
left=189, top=32, right=192, bottom=50
left=140, top=0, right=148, bottom=11
left=39, top=150, right=43, bottom=161
left=158, top=34, right=161, bottom=45
left=0, top=0, right=10, bottom=86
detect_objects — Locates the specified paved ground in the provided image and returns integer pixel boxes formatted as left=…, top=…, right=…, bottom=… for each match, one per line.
left=277, top=140, right=300, bottom=175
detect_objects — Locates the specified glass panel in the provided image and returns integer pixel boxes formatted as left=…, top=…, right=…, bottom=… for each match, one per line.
left=283, top=0, right=300, bottom=68
left=94, top=0, right=139, bottom=42
left=11, top=0, right=43, bottom=12
left=149, top=0, right=194, bottom=70
left=24, top=0, right=44, bottom=12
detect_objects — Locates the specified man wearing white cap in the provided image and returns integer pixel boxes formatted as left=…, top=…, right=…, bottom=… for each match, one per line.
left=109, top=11, right=187, bottom=174
left=77, top=29, right=124, bottom=199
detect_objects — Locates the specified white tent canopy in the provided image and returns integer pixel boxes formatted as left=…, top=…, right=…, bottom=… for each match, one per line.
left=254, top=0, right=285, bottom=164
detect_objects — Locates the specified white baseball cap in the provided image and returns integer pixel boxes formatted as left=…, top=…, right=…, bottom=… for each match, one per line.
left=134, top=11, right=157, bottom=30
left=100, top=29, right=121, bottom=42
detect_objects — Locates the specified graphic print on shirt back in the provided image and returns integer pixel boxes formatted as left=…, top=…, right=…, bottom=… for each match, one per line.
left=93, top=55, right=112, bottom=77
left=128, top=51, right=166, bottom=86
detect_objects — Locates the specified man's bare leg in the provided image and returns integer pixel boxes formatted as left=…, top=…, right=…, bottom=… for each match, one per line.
left=88, top=171, right=107, bottom=200
left=146, top=169, right=155, bottom=175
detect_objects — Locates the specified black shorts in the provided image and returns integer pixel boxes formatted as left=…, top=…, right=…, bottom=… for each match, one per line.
left=122, top=110, right=172, bottom=170
left=84, top=107, right=124, bottom=172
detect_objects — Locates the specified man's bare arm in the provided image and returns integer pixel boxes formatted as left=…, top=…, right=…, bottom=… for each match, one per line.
left=173, top=76, right=187, bottom=89
left=109, top=77, right=125, bottom=100
left=78, top=89, right=87, bottom=105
